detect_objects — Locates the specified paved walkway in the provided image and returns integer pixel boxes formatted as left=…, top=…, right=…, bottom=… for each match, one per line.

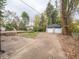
left=10, top=33, right=68, bottom=59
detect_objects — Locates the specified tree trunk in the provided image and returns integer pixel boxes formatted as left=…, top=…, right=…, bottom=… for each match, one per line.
left=61, top=0, right=71, bottom=35
left=62, top=25, right=71, bottom=35
left=61, top=15, right=71, bottom=35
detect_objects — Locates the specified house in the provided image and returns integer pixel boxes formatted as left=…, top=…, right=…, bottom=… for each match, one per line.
left=46, top=24, right=62, bottom=33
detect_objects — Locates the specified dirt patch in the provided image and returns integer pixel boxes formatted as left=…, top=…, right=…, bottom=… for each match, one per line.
left=58, top=34, right=79, bottom=59
left=1, top=36, right=34, bottom=59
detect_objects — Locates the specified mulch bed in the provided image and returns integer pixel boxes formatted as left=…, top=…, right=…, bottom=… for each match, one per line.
left=58, top=34, right=79, bottom=59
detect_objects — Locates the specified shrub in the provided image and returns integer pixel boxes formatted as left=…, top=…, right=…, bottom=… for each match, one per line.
left=69, top=22, right=79, bottom=33
left=5, top=23, right=14, bottom=31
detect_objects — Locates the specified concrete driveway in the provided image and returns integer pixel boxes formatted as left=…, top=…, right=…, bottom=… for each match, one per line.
left=10, top=33, right=68, bottom=59
left=1, top=36, right=33, bottom=59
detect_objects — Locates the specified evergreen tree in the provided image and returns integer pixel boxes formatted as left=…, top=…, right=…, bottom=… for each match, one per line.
left=21, top=11, right=29, bottom=30
left=0, top=0, right=6, bottom=25
left=46, top=2, right=58, bottom=24
left=21, top=11, right=29, bottom=25
left=0, top=0, right=6, bottom=53
left=39, top=13, right=48, bottom=31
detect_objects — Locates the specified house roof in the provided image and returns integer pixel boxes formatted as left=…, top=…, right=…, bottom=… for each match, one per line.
left=47, top=24, right=61, bottom=28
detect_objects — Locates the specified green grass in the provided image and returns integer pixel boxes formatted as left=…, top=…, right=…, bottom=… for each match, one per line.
left=19, top=32, right=38, bottom=38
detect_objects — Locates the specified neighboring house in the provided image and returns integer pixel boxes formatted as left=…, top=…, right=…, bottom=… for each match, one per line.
left=46, top=24, right=62, bottom=33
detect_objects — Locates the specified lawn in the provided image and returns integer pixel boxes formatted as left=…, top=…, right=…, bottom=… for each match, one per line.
left=19, top=32, right=38, bottom=38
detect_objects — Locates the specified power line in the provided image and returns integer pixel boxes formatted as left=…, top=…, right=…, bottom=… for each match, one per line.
left=20, top=0, right=55, bottom=15
left=20, top=0, right=41, bottom=14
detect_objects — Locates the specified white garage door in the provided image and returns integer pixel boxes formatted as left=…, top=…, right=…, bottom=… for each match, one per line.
left=46, top=28, right=54, bottom=33
left=46, top=28, right=62, bottom=33
left=55, top=28, right=62, bottom=33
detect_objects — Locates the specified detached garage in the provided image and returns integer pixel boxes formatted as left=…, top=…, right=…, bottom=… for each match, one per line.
left=46, top=24, right=62, bottom=33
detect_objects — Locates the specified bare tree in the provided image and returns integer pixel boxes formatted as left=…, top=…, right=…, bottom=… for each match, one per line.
left=61, top=0, right=79, bottom=35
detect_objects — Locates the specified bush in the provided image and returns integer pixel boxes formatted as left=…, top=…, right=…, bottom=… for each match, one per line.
left=19, top=21, right=27, bottom=31
left=5, top=23, right=14, bottom=31
left=69, top=22, right=79, bottom=33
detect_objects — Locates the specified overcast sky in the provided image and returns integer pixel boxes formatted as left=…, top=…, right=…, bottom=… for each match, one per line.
left=5, top=0, right=51, bottom=18
left=5, top=0, right=79, bottom=20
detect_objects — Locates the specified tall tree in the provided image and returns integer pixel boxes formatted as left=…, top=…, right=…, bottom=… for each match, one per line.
left=61, top=0, right=79, bottom=35
left=51, top=10, right=58, bottom=24
left=39, top=13, right=48, bottom=31
left=46, top=2, right=58, bottom=24
left=0, top=0, right=6, bottom=25
left=34, top=15, right=40, bottom=32
left=21, top=11, right=29, bottom=25
left=21, top=11, right=29, bottom=30
left=0, top=0, right=6, bottom=53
